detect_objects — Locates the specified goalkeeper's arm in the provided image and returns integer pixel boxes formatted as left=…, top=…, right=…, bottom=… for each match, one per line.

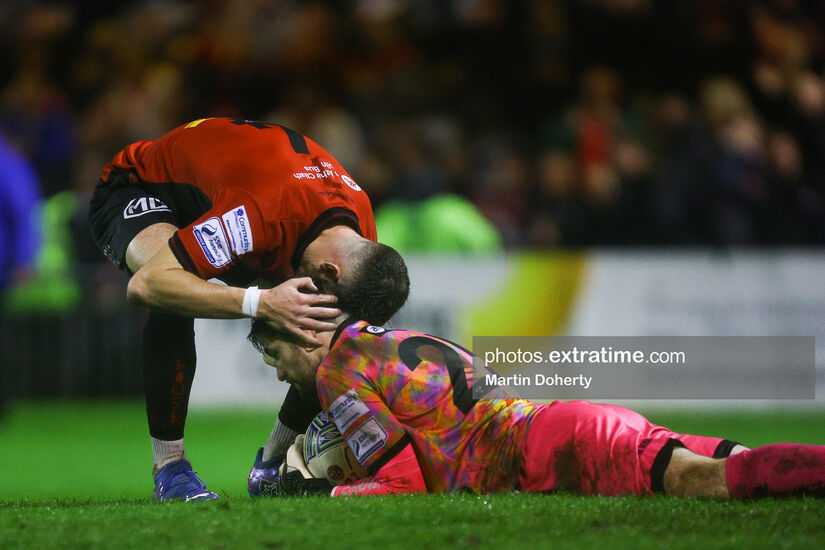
left=278, top=439, right=426, bottom=497
left=332, top=443, right=427, bottom=497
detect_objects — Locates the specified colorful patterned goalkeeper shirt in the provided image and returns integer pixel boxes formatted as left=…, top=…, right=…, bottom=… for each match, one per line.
left=316, top=319, right=538, bottom=493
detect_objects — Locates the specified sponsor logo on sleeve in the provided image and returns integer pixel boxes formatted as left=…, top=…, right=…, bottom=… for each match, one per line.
left=193, top=217, right=231, bottom=268
left=329, top=390, right=370, bottom=433
left=123, top=197, right=171, bottom=219
left=347, top=418, right=388, bottom=463
left=341, top=174, right=362, bottom=191
left=221, top=205, right=254, bottom=256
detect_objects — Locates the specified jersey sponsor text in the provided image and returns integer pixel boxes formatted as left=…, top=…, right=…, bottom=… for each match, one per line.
left=222, top=205, right=254, bottom=256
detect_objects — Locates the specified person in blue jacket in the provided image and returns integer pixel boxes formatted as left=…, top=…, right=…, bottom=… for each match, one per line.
left=0, top=132, right=42, bottom=415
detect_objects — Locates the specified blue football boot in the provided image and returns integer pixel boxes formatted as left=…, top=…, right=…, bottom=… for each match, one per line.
left=153, top=460, right=219, bottom=502
left=248, top=447, right=284, bottom=497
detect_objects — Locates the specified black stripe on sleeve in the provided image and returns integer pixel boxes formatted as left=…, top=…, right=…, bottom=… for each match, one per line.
left=277, top=125, right=310, bottom=154
left=168, top=233, right=200, bottom=276
left=366, top=433, right=413, bottom=477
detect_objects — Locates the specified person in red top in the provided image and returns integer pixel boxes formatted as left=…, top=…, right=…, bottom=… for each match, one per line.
left=89, top=117, right=409, bottom=501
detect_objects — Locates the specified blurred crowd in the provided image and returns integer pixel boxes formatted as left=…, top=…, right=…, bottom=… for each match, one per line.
left=2, top=0, right=825, bottom=277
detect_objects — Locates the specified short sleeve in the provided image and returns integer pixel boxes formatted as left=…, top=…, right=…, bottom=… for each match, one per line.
left=318, top=338, right=411, bottom=476
left=169, top=196, right=269, bottom=279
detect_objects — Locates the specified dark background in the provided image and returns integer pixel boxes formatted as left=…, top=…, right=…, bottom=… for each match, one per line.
left=2, top=0, right=824, bottom=399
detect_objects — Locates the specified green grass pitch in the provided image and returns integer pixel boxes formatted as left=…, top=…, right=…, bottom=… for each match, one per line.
left=1, top=401, right=824, bottom=549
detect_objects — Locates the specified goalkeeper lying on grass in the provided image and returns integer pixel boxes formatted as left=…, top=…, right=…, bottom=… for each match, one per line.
left=247, top=283, right=825, bottom=499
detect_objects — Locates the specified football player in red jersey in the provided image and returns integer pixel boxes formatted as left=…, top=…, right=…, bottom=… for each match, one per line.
left=89, top=118, right=409, bottom=501
left=248, top=287, right=825, bottom=500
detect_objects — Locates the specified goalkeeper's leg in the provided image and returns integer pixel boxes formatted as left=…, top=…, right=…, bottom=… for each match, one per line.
left=664, top=444, right=825, bottom=498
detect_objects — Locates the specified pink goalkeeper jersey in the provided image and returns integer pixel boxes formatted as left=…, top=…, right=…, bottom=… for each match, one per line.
left=316, top=319, right=538, bottom=493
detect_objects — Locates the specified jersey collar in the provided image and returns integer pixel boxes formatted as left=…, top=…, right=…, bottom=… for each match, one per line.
left=291, top=207, right=362, bottom=271
left=330, top=316, right=361, bottom=349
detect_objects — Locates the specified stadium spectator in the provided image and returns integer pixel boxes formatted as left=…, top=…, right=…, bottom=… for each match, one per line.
left=376, top=193, right=502, bottom=254
left=4, top=1, right=825, bottom=253
left=374, top=114, right=503, bottom=254
left=0, top=4, right=78, bottom=198
left=0, top=133, right=43, bottom=415
left=0, top=135, right=42, bottom=292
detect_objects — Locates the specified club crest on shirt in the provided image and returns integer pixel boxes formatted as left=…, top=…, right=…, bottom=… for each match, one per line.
left=193, top=217, right=231, bottom=267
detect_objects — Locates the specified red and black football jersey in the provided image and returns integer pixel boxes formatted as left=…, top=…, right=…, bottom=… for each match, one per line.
left=101, top=117, right=377, bottom=281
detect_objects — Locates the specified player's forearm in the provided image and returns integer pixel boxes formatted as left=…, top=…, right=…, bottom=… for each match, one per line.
left=332, top=444, right=427, bottom=497
left=332, top=478, right=395, bottom=496
left=127, top=263, right=245, bottom=318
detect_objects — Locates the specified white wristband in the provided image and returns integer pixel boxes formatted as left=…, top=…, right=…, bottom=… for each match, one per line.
left=242, top=286, right=261, bottom=318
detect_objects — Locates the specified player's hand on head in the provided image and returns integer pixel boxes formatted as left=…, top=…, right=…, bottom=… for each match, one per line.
left=257, top=277, right=340, bottom=346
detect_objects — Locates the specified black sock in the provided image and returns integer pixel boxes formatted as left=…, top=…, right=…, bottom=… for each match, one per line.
left=142, top=310, right=196, bottom=440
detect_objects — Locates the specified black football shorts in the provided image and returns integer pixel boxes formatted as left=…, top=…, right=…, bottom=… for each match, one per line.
left=89, top=169, right=184, bottom=274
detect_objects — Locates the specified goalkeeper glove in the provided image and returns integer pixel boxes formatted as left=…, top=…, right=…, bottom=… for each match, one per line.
left=279, top=469, right=334, bottom=496
left=277, top=435, right=333, bottom=497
